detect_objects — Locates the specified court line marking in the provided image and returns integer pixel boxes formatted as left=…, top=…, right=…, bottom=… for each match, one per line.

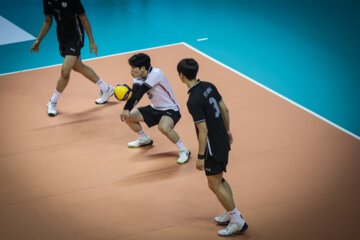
left=0, top=15, right=35, bottom=45
left=1, top=41, right=358, bottom=141
left=0, top=42, right=183, bottom=77
left=181, top=42, right=360, bottom=141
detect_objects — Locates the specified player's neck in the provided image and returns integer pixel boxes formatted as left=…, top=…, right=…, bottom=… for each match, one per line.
left=187, top=79, right=198, bottom=88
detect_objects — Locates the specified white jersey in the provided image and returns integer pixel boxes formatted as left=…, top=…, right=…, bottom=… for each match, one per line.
left=133, top=67, right=180, bottom=112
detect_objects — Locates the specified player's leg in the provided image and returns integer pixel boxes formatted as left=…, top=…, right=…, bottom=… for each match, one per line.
left=207, top=173, right=235, bottom=211
left=72, top=56, right=114, bottom=104
left=72, top=56, right=99, bottom=83
left=207, top=173, right=247, bottom=236
left=206, top=158, right=248, bottom=236
left=125, top=108, right=153, bottom=148
left=158, top=115, right=178, bottom=142
left=47, top=55, right=78, bottom=116
left=125, top=108, right=145, bottom=132
left=158, top=114, right=190, bottom=164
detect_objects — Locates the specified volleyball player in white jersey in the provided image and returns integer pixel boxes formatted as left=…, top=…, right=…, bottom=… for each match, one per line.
left=120, top=53, right=190, bottom=164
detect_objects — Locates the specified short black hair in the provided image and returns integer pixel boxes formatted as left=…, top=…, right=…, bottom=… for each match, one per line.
left=128, top=53, right=151, bottom=70
left=177, top=58, right=199, bottom=80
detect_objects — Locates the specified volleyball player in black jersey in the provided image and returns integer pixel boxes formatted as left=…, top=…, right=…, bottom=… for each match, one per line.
left=177, top=58, right=248, bottom=237
left=31, top=0, right=114, bottom=116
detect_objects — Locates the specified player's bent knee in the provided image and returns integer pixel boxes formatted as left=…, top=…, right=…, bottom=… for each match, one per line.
left=61, top=69, right=71, bottom=79
left=158, top=124, right=170, bottom=134
left=72, top=64, right=82, bottom=72
left=207, top=178, right=221, bottom=192
left=208, top=181, right=220, bottom=192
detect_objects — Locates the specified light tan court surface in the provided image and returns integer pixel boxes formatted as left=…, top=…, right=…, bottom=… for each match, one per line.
left=0, top=43, right=359, bottom=240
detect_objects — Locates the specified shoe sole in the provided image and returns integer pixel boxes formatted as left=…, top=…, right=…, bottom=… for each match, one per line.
left=218, top=222, right=248, bottom=237
left=95, top=92, right=114, bottom=104
left=95, top=100, right=107, bottom=105
left=177, top=151, right=191, bottom=164
left=128, top=140, right=154, bottom=148
left=48, top=113, right=57, bottom=117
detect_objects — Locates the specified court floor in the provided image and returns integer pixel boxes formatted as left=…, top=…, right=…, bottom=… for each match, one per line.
left=1, top=0, right=359, bottom=137
left=0, top=44, right=359, bottom=240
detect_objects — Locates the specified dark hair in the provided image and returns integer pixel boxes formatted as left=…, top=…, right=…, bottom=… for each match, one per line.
left=128, top=53, right=151, bottom=70
left=177, top=58, right=199, bottom=80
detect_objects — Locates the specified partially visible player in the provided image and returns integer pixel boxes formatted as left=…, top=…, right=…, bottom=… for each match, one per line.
left=120, top=53, right=190, bottom=164
left=31, top=0, right=114, bottom=117
left=177, top=58, right=248, bottom=237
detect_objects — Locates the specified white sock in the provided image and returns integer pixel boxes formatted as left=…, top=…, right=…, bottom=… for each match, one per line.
left=96, top=79, right=110, bottom=92
left=137, top=129, right=148, bottom=139
left=228, top=208, right=244, bottom=224
left=50, top=89, right=61, bottom=103
left=175, top=139, right=186, bottom=150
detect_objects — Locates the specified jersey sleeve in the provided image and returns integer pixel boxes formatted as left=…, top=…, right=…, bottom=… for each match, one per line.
left=43, top=0, right=52, bottom=15
left=74, top=0, right=86, bottom=15
left=211, top=83, right=223, bottom=103
left=187, top=99, right=206, bottom=123
left=133, top=77, right=144, bottom=86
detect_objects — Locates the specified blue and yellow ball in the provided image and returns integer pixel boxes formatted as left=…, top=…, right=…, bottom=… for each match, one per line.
left=114, top=84, right=133, bottom=101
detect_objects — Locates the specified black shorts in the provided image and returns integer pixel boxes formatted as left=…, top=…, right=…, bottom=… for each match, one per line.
left=59, top=38, right=84, bottom=57
left=138, top=105, right=181, bottom=128
left=205, top=152, right=229, bottom=176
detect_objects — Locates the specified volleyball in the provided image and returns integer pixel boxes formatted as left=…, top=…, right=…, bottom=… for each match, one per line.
left=114, top=84, right=133, bottom=101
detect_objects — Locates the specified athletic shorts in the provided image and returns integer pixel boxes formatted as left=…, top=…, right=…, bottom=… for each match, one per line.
left=138, top=105, right=181, bottom=128
left=204, top=152, right=229, bottom=176
left=59, top=38, right=83, bottom=57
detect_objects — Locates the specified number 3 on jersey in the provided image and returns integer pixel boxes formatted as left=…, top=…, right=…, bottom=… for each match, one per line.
left=209, top=97, right=220, bottom=117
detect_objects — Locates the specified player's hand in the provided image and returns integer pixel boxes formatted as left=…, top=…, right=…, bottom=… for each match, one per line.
left=227, top=130, right=233, bottom=144
left=89, top=42, right=98, bottom=56
left=196, top=159, right=204, bottom=171
left=30, top=39, right=40, bottom=53
left=120, top=110, right=130, bottom=121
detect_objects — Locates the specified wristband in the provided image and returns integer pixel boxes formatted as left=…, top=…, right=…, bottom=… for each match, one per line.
left=198, top=154, right=205, bottom=159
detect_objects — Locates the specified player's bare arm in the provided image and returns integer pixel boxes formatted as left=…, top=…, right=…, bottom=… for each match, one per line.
left=219, top=101, right=232, bottom=144
left=31, top=15, right=53, bottom=52
left=195, top=121, right=208, bottom=171
left=79, top=14, right=97, bottom=56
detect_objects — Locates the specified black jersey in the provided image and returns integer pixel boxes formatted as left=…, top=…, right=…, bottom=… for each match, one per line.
left=43, top=0, right=85, bottom=44
left=187, top=81, right=230, bottom=159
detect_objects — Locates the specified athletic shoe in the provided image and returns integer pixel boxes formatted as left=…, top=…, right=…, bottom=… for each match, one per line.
left=95, top=86, right=115, bottom=104
left=218, top=221, right=248, bottom=237
left=128, top=136, right=153, bottom=148
left=215, top=211, right=231, bottom=225
left=177, top=148, right=191, bottom=164
left=47, top=100, right=57, bottom=117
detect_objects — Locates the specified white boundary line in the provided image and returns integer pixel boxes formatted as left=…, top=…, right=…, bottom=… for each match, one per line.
left=0, top=42, right=183, bottom=77
left=181, top=42, right=360, bottom=141
left=1, top=41, right=359, bottom=140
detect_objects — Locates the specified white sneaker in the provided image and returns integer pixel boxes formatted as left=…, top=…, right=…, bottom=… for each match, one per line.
left=218, top=221, right=248, bottom=237
left=214, top=211, right=231, bottom=225
left=95, top=86, right=115, bottom=104
left=128, top=136, right=153, bottom=148
left=177, top=148, right=190, bottom=164
left=47, top=100, right=57, bottom=117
